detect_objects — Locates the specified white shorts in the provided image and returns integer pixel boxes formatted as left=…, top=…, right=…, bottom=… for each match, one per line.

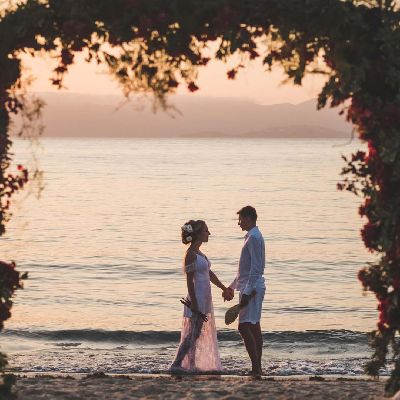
left=238, top=286, right=266, bottom=324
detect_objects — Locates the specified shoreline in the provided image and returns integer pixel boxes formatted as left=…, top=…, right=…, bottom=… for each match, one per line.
left=12, top=372, right=388, bottom=400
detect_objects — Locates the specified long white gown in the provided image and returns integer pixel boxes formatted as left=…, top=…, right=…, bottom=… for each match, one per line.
left=171, top=253, right=222, bottom=372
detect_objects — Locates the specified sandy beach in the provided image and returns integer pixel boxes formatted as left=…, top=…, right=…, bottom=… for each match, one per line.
left=13, top=373, right=387, bottom=400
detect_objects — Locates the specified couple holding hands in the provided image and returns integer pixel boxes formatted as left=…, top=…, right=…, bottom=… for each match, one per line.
left=170, top=206, right=266, bottom=377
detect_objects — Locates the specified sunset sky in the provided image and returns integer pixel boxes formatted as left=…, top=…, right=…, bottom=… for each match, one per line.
left=23, top=52, right=328, bottom=105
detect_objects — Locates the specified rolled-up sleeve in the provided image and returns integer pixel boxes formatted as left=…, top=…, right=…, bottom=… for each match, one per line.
left=229, top=276, right=238, bottom=290
left=243, top=236, right=263, bottom=295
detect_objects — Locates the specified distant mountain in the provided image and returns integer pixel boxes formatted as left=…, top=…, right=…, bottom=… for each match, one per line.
left=11, top=92, right=352, bottom=138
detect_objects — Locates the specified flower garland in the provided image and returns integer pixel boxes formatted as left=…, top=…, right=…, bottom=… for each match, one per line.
left=1, top=0, right=400, bottom=395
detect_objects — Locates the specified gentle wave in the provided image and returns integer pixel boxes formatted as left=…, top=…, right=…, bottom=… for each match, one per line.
left=3, top=329, right=368, bottom=345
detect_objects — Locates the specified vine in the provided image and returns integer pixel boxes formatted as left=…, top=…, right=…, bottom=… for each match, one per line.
left=0, top=261, right=27, bottom=397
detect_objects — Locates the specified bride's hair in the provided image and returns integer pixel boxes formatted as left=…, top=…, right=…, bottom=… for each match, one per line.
left=181, top=220, right=206, bottom=245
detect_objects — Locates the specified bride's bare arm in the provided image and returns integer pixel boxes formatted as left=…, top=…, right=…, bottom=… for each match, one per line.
left=185, top=251, right=198, bottom=311
left=210, top=270, right=234, bottom=301
left=209, top=270, right=226, bottom=291
left=186, top=272, right=198, bottom=310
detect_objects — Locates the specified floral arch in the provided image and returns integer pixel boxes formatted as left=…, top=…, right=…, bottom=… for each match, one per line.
left=1, top=0, right=400, bottom=395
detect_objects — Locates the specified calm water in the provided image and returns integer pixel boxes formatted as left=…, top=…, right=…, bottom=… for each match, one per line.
left=0, top=138, right=379, bottom=375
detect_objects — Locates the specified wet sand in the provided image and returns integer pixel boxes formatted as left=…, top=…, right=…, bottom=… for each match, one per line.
left=13, top=373, right=387, bottom=399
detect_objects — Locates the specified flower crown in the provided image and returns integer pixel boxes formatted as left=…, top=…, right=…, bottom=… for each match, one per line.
left=181, top=223, right=193, bottom=242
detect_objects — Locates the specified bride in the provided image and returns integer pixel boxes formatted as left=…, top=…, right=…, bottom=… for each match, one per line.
left=170, top=220, right=233, bottom=373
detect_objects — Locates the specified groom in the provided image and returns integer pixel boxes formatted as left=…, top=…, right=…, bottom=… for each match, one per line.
left=223, top=206, right=266, bottom=376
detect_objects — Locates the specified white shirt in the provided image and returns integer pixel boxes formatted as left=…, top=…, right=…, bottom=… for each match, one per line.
left=229, top=226, right=265, bottom=295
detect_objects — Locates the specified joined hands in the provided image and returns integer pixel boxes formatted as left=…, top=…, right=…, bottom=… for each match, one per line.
left=222, top=287, right=234, bottom=302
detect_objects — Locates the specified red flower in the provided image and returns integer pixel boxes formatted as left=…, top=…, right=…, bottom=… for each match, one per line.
left=187, top=82, right=199, bottom=92
left=17, top=164, right=23, bottom=171
left=378, top=298, right=389, bottom=310
left=227, top=69, right=237, bottom=80
left=359, top=198, right=372, bottom=217
left=365, top=141, right=377, bottom=162
left=378, top=298, right=392, bottom=326
left=361, top=222, right=380, bottom=251
left=378, top=321, right=387, bottom=333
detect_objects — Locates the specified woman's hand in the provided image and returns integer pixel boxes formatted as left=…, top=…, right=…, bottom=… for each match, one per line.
left=180, top=298, right=208, bottom=322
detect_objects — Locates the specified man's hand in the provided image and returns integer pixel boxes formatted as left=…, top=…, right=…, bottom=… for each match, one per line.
left=240, top=293, right=251, bottom=307
left=222, top=287, right=234, bottom=302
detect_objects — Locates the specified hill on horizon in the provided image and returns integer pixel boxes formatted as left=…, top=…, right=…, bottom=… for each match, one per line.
left=11, top=92, right=353, bottom=139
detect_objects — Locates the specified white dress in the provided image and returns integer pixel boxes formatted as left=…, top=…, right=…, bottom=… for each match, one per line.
left=171, top=253, right=222, bottom=372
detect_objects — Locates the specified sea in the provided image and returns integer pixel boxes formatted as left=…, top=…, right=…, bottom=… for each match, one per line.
left=0, top=137, right=382, bottom=376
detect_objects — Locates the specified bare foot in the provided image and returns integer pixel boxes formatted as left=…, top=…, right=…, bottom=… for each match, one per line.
left=169, top=364, right=186, bottom=375
left=250, top=368, right=262, bottom=379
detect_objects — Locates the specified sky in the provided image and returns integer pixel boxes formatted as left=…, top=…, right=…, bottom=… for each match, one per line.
left=22, top=52, right=328, bottom=105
